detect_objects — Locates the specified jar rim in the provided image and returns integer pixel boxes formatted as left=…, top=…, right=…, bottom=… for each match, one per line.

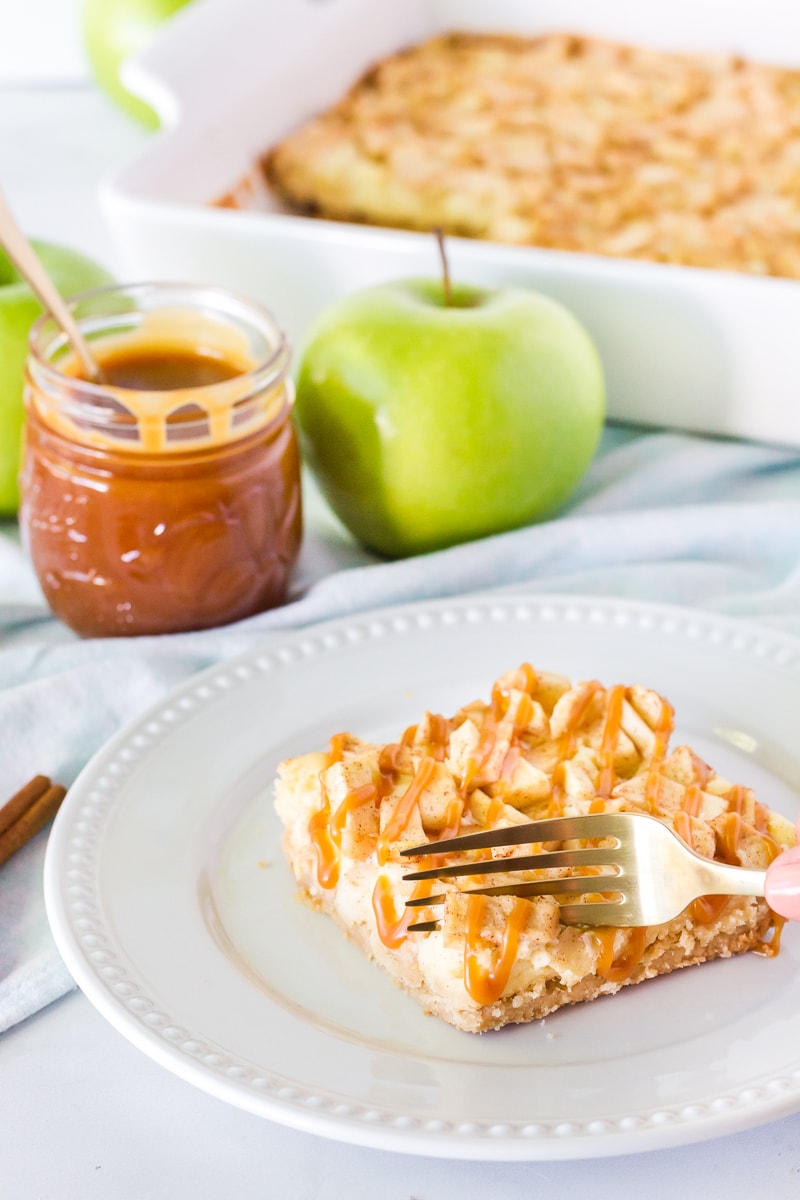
left=26, top=281, right=293, bottom=455
left=28, top=280, right=292, bottom=404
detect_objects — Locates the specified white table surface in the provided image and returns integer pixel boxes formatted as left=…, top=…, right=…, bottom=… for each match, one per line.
left=5, top=61, right=800, bottom=1200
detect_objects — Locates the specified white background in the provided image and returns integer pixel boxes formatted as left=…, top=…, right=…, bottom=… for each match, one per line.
left=0, top=0, right=87, bottom=82
left=4, top=2, right=800, bottom=1195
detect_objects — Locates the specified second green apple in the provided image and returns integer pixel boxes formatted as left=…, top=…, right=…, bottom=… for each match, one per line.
left=295, top=279, right=605, bottom=558
left=0, top=242, right=113, bottom=515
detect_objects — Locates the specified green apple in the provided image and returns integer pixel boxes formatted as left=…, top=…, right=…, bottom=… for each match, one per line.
left=81, top=0, right=194, bottom=129
left=295, top=279, right=605, bottom=558
left=0, top=242, right=113, bottom=515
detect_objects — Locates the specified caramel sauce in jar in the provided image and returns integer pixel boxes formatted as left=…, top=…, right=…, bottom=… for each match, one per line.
left=20, top=284, right=302, bottom=637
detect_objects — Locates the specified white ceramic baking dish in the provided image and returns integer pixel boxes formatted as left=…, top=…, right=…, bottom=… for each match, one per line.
left=102, top=0, right=800, bottom=447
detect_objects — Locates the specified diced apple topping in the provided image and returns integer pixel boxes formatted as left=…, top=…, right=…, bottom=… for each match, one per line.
left=661, top=745, right=712, bottom=788
left=488, top=755, right=551, bottom=808
left=378, top=789, right=427, bottom=859
left=558, top=753, right=600, bottom=809
left=469, top=719, right=515, bottom=788
left=619, top=697, right=659, bottom=764
left=441, top=892, right=560, bottom=949
left=678, top=814, right=716, bottom=860
left=626, top=684, right=671, bottom=729
left=340, top=800, right=380, bottom=860
left=416, top=761, right=460, bottom=833
left=309, top=663, right=786, bottom=889
left=446, top=717, right=481, bottom=781
left=530, top=671, right=572, bottom=715
left=550, top=681, right=604, bottom=741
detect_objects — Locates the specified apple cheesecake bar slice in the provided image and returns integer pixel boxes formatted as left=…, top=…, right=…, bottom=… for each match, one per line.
left=273, top=664, right=795, bottom=1033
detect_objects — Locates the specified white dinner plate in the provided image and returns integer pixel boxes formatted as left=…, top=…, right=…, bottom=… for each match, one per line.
left=44, top=594, right=800, bottom=1161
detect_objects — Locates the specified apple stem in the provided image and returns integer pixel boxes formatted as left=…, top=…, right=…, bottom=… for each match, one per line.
left=434, top=228, right=452, bottom=307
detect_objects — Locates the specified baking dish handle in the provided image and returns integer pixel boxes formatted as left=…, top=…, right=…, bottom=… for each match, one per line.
left=120, top=0, right=360, bottom=132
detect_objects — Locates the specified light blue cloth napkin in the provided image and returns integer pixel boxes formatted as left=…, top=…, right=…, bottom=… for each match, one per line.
left=1, top=425, right=799, bottom=1032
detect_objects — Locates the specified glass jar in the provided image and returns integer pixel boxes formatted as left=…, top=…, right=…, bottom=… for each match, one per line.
left=20, top=283, right=302, bottom=637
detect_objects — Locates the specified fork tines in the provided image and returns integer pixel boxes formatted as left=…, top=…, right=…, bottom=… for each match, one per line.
left=399, top=812, right=622, bottom=860
left=401, top=812, right=626, bottom=932
left=403, top=843, right=620, bottom=883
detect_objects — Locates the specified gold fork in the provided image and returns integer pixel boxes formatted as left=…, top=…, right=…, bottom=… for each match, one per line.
left=400, top=812, right=771, bottom=929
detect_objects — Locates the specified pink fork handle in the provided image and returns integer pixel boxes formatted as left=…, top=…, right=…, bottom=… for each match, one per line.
left=764, top=817, right=800, bottom=921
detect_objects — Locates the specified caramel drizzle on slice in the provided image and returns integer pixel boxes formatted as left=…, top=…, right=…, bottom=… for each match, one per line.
left=642, top=699, right=676, bottom=813
left=373, top=875, right=433, bottom=949
left=682, top=781, right=783, bottom=932
left=755, top=914, right=787, bottom=958
left=427, top=714, right=449, bottom=762
left=400, top=713, right=449, bottom=761
left=484, top=795, right=506, bottom=826
left=464, top=894, right=529, bottom=1005
left=308, top=735, right=383, bottom=890
left=718, top=808, right=744, bottom=866
left=593, top=927, right=648, bottom=983
left=674, top=773, right=780, bottom=926
left=519, top=662, right=539, bottom=695
left=491, top=683, right=508, bottom=721
left=499, top=745, right=521, bottom=783
left=329, top=783, right=377, bottom=843
left=461, top=663, right=540, bottom=798
left=491, top=661, right=538, bottom=721
left=308, top=792, right=340, bottom=890
left=327, top=732, right=347, bottom=765
left=674, top=801, right=729, bottom=924
left=688, top=749, right=711, bottom=787
left=439, top=797, right=465, bottom=842
left=753, top=800, right=772, bottom=836
left=377, top=756, right=437, bottom=866
left=548, top=681, right=604, bottom=817
left=377, top=742, right=404, bottom=793
left=462, top=717, right=499, bottom=793
left=310, top=735, right=413, bottom=890
left=590, top=683, right=627, bottom=814
left=373, top=796, right=466, bottom=951
left=722, top=785, right=780, bottom=861
left=309, top=780, right=377, bottom=890
left=313, top=739, right=445, bottom=941
left=513, top=692, right=535, bottom=730
left=681, top=783, right=703, bottom=818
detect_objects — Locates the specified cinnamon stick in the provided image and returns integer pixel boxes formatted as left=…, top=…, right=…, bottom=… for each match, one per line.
left=0, top=775, right=51, bottom=838
left=0, top=776, right=67, bottom=867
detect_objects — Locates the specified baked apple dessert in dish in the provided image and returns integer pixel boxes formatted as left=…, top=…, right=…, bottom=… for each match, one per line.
left=265, top=31, right=800, bottom=280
